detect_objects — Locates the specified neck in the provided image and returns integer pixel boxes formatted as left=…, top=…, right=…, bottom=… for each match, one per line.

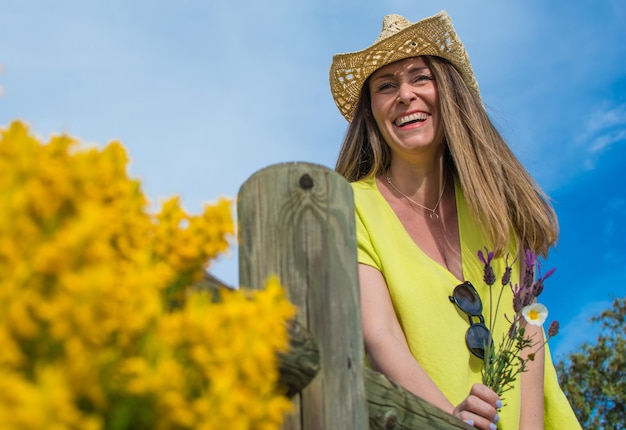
left=386, top=159, right=448, bottom=205
left=385, top=167, right=449, bottom=221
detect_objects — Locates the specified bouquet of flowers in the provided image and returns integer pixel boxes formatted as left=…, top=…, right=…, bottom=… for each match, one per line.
left=478, top=248, right=560, bottom=397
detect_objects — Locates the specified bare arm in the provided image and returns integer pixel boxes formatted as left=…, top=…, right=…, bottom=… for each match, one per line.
left=359, top=263, right=500, bottom=429
left=517, top=252, right=545, bottom=429
left=519, top=323, right=545, bottom=429
left=360, top=263, right=452, bottom=408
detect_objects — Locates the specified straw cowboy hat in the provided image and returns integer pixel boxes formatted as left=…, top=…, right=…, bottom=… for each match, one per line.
left=329, top=11, right=479, bottom=122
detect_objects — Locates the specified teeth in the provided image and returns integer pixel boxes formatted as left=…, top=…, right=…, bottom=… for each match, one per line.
left=395, top=112, right=427, bottom=126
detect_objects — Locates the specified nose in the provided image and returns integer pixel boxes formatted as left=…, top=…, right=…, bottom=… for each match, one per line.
left=397, top=82, right=417, bottom=104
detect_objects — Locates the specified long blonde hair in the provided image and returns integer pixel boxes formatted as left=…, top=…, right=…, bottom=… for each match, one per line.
left=334, top=56, right=558, bottom=256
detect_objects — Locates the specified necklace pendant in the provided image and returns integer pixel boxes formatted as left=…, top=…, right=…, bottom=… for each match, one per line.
left=386, top=171, right=447, bottom=222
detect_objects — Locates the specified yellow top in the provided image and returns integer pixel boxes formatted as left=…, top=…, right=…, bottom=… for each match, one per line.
left=352, top=176, right=580, bottom=429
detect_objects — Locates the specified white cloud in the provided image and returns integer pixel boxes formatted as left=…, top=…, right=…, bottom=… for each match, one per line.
left=577, top=101, right=626, bottom=150
left=573, top=102, right=626, bottom=170
left=584, top=103, right=626, bottom=137
left=589, top=129, right=626, bottom=154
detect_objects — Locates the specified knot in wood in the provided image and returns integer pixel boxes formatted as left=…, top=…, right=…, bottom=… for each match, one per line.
left=299, top=173, right=314, bottom=190
left=383, top=411, right=398, bottom=429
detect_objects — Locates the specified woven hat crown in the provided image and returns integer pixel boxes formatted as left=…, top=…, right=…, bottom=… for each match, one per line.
left=329, top=11, right=479, bottom=122
left=374, top=14, right=413, bottom=43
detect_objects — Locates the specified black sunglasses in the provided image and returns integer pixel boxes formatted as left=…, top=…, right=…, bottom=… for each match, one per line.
left=449, top=281, right=492, bottom=359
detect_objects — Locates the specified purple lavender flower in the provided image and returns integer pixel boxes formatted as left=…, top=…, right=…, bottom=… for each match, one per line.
left=522, top=290, right=535, bottom=308
left=501, top=266, right=512, bottom=286
left=541, top=267, right=556, bottom=283
left=521, top=266, right=533, bottom=288
left=478, top=248, right=494, bottom=265
left=501, top=254, right=518, bottom=286
left=524, top=249, right=536, bottom=268
left=532, top=279, right=544, bottom=298
left=478, top=248, right=496, bottom=286
left=511, top=280, right=533, bottom=310
left=532, top=267, right=556, bottom=298
left=484, top=265, right=496, bottom=286
left=548, top=320, right=560, bottom=337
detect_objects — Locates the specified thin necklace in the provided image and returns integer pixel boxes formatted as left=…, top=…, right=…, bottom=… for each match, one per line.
left=386, top=171, right=447, bottom=221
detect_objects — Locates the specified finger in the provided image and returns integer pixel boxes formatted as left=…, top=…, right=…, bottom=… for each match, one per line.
left=461, top=394, right=499, bottom=427
left=455, top=411, right=497, bottom=430
left=469, top=383, right=502, bottom=409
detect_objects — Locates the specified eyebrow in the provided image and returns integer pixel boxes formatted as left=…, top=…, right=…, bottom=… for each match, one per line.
left=371, top=66, right=431, bottom=81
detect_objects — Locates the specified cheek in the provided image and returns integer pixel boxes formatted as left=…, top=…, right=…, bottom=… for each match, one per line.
left=427, top=87, right=441, bottom=128
left=426, top=85, right=439, bottom=108
left=370, top=98, right=390, bottom=129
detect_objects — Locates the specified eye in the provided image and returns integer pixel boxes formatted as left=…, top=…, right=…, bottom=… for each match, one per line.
left=412, top=74, right=434, bottom=85
left=374, top=81, right=396, bottom=92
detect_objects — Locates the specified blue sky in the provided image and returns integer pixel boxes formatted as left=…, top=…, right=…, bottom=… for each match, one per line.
left=1, top=0, right=625, bottom=360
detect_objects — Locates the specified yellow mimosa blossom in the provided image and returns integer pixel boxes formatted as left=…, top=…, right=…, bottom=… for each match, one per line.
left=0, top=121, right=294, bottom=429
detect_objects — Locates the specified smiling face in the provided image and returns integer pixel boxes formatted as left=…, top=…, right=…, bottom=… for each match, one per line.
left=368, top=57, right=443, bottom=159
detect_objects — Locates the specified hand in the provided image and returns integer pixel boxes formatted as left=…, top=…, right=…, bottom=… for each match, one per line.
left=452, top=383, right=502, bottom=430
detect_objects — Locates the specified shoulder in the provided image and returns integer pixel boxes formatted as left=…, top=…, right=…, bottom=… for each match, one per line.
left=350, top=177, right=382, bottom=211
left=350, top=176, right=377, bottom=193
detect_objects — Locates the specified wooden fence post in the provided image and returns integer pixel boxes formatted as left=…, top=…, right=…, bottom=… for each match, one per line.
left=238, top=162, right=369, bottom=430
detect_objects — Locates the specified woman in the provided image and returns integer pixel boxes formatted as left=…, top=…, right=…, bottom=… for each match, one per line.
left=329, top=11, right=580, bottom=430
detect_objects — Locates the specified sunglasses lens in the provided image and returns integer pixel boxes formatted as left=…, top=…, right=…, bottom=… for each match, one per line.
left=453, top=283, right=482, bottom=315
left=466, top=323, right=490, bottom=359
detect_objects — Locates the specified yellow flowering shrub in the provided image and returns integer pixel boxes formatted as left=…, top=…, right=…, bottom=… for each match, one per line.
left=0, top=121, right=295, bottom=430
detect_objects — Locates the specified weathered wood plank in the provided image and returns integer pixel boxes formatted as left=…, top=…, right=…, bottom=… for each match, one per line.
left=280, top=319, right=321, bottom=398
left=238, top=162, right=368, bottom=430
left=366, top=368, right=473, bottom=430
left=274, top=329, right=472, bottom=429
